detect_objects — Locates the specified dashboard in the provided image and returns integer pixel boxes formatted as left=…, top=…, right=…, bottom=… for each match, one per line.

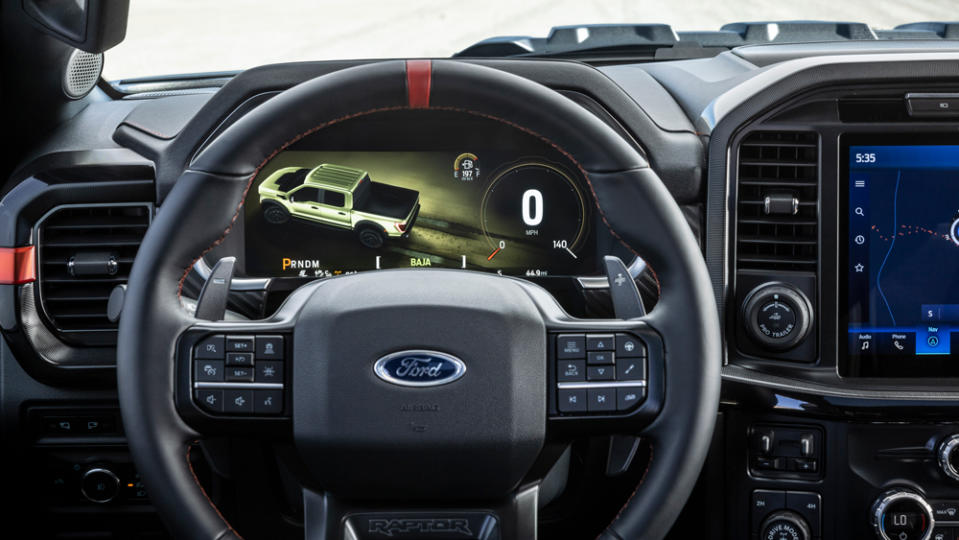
left=12, top=32, right=959, bottom=540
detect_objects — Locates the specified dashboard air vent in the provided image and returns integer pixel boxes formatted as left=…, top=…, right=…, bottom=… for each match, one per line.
left=736, top=131, right=819, bottom=272
left=37, top=204, right=152, bottom=345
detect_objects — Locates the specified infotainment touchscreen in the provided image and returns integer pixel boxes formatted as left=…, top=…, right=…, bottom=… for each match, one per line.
left=845, top=139, right=959, bottom=377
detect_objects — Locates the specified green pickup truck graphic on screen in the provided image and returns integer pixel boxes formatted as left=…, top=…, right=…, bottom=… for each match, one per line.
left=258, top=164, right=420, bottom=248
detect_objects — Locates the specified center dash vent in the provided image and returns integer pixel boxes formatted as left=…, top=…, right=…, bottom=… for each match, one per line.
left=736, top=131, right=819, bottom=272
left=36, top=204, right=152, bottom=346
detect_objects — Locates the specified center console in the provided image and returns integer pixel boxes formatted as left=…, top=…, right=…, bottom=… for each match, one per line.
left=711, top=69, right=959, bottom=539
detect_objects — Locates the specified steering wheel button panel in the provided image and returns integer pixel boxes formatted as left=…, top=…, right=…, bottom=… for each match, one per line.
left=187, top=332, right=290, bottom=418
left=551, top=331, right=652, bottom=417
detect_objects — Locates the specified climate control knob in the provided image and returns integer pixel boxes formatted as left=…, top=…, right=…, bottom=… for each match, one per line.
left=760, top=510, right=811, bottom=540
left=742, top=283, right=813, bottom=351
left=871, top=489, right=934, bottom=540
left=939, top=434, right=959, bottom=482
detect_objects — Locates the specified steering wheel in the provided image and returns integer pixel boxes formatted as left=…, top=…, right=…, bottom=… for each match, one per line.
left=117, top=59, right=720, bottom=540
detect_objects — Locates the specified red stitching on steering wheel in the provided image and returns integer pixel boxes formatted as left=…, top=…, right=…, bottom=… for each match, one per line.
left=598, top=443, right=653, bottom=540
left=187, top=442, right=245, bottom=540
left=177, top=106, right=661, bottom=299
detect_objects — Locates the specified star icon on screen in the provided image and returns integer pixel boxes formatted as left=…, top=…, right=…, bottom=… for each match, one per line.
left=854, top=263, right=864, bottom=273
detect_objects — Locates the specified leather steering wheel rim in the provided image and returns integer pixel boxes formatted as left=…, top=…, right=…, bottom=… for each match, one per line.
left=117, top=59, right=720, bottom=540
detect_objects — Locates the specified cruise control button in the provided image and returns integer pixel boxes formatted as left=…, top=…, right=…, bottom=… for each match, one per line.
left=225, top=352, right=254, bottom=367
left=616, top=334, right=646, bottom=357
left=587, top=365, right=614, bottom=381
left=616, top=358, right=645, bottom=381
left=226, top=366, right=254, bottom=382
left=557, top=360, right=585, bottom=382
left=195, top=389, right=224, bottom=413
left=224, top=389, right=253, bottom=414
left=557, top=334, right=586, bottom=359
left=587, top=388, right=616, bottom=412
left=194, top=360, right=224, bottom=382
left=617, top=387, right=645, bottom=411
left=586, top=334, right=614, bottom=351
left=256, top=335, right=284, bottom=359
left=194, top=335, right=225, bottom=359
left=256, top=361, right=284, bottom=383
left=226, top=336, right=254, bottom=353
left=254, top=390, right=283, bottom=415
left=587, top=351, right=614, bottom=365
left=557, top=389, right=587, bottom=413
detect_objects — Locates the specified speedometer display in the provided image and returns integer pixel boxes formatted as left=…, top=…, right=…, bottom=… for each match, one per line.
left=241, top=109, right=615, bottom=279
left=481, top=162, right=587, bottom=274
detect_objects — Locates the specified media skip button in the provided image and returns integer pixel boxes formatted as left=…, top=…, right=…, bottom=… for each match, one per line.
left=557, top=389, right=587, bottom=413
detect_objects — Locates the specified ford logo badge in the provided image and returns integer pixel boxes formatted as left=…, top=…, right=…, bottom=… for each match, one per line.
left=373, top=350, right=466, bottom=387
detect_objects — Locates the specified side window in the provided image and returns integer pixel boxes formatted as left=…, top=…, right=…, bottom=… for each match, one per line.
left=323, top=190, right=346, bottom=207
left=290, top=187, right=320, bottom=203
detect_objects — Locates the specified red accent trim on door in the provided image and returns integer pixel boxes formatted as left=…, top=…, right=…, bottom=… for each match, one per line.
left=0, top=246, right=36, bottom=285
left=406, top=60, right=432, bottom=109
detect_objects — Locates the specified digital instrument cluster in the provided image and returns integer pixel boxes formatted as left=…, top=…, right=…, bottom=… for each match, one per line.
left=242, top=109, right=621, bottom=279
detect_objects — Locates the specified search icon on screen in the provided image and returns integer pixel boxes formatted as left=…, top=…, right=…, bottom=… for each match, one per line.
left=855, top=207, right=865, bottom=217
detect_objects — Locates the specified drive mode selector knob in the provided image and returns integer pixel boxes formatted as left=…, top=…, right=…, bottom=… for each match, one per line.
left=760, top=510, right=811, bottom=540
left=742, top=283, right=813, bottom=350
left=871, top=489, right=934, bottom=540
left=938, top=434, right=959, bottom=482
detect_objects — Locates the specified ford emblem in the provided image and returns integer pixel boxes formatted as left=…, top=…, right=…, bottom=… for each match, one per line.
left=373, top=350, right=466, bottom=387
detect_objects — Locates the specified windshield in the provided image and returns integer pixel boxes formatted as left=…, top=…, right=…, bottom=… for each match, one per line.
left=105, top=0, right=951, bottom=80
